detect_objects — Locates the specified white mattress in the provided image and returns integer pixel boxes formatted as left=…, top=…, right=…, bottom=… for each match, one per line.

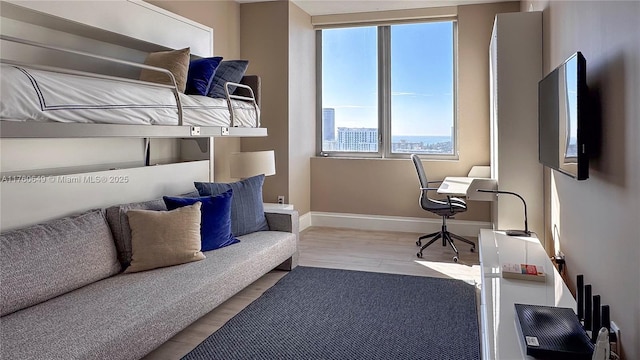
left=0, top=64, right=258, bottom=127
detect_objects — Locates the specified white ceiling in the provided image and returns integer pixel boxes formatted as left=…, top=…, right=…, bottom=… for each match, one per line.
left=237, top=0, right=515, bottom=16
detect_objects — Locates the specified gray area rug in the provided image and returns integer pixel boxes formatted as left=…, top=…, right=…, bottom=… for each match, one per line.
left=182, top=266, right=480, bottom=360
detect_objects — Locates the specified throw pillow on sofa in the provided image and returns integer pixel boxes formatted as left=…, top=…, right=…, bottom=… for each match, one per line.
left=194, top=174, right=269, bottom=237
left=163, top=190, right=239, bottom=252
left=0, top=209, right=121, bottom=316
left=125, top=202, right=205, bottom=273
left=105, top=198, right=168, bottom=268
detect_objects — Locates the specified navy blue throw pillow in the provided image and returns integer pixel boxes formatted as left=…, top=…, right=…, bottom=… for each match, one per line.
left=163, top=190, right=239, bottom=251
left=207, top=60, right=249, bottom=98
left=194, top=174, right=268, bottom=237
left=185, top=56, right=223, bottom=96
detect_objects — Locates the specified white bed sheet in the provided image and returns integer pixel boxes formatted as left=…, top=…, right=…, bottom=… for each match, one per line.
left=0, top=64, right=258, bottom=127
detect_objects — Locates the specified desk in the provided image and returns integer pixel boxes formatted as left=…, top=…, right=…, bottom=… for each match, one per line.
left=437, top=177, right=497, bottom=201
left=479, top=229, right=576, bottom=359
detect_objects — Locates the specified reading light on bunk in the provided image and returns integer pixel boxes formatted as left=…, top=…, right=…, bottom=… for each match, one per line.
left=230, top=150, right=276, bottom=179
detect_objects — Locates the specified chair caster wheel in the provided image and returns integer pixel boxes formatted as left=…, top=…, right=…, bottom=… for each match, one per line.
left=416, top=252, right=423, bottom=258
left=453, top=256, right=459, bottom=263
left=416, top=240, right=421, bottom=246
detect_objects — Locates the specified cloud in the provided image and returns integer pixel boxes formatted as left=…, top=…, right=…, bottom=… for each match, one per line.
left=391, top=91, right=434, bottom=97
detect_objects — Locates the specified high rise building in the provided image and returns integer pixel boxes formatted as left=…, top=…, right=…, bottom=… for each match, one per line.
left=322, top=108, right=335, bottom=141
left=337, top=127, right=378, bottom=151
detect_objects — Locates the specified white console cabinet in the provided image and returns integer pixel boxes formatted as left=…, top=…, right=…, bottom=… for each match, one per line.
left=489, top=12, right=543, bottom=239
left=479, top=229, right=576, bottom=359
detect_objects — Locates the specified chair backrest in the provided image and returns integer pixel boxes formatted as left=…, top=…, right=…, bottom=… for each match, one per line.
left=410, top=154, right=466, bottom=215
left=411, top=154, right=429, bottom=189
left=411, top=154, right=440, bottom=211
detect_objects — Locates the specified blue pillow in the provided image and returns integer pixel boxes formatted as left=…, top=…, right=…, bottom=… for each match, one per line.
left=194, top=174, right=268, bottom=237
left=185, top=57, right=223, bottom=96
left=163, top=190, right=239, bottom=251
left=207, top=60, right=249, bottom=98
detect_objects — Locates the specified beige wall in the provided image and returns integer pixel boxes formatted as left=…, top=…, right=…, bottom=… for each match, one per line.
left=155, top=0, right=315, bottom=213
left=148, top=0, right=242, bottom=182
left=240, top=1, right=290, bottom=203
left=287, top=2, right=315, bottom=215
left=522, top=1, right=640, bottom=358
left=310, top=1, right=519, bottom=221
left=148, top=0, right=240, bottom=59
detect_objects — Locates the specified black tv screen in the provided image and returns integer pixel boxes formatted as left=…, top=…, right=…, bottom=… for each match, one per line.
left=538, top=52, right=589, bottom=180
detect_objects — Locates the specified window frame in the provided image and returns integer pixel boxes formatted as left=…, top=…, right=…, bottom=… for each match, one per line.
left=316, top=20, right=459, bottom=160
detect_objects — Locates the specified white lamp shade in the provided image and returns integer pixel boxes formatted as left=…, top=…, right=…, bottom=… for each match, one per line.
left=230, top=150, right=276, bottom=178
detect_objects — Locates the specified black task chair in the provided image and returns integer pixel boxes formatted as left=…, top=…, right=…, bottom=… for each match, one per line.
left=410, top=154, right=475, bottom=262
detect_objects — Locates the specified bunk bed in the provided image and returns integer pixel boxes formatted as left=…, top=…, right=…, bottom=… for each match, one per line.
left=0, top=0, right=269, bottom=184
left=0, top=35, right=265, bottom=139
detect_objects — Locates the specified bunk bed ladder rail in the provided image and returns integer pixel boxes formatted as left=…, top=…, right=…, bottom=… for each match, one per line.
left=0, top=35, right=184, bottom=125
left=224, top=82, right=260, bottom=128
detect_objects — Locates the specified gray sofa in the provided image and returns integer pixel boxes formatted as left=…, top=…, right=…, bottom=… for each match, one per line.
left=0, top=199, right=298, bottom=360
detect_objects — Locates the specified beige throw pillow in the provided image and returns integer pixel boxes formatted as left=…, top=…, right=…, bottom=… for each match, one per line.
left=139, top=47, right=190, bottom=93
left=125, top=202, right=205, bottom=273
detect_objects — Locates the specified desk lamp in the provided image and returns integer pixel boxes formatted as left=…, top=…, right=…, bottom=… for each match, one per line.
left=477, top=189, right=531, bottom=236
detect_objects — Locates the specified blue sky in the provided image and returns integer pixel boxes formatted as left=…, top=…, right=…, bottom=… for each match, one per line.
left=322, top=21, right=454, bottom=137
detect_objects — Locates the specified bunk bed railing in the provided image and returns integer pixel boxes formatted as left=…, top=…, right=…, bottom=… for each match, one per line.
left=224, top=82, right=261, bottom=128
left=0, top=35, right=264, bottom=138
left=0, top=34, right=184, bottom=124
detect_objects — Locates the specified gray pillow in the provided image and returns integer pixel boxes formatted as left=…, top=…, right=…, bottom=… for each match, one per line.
left=1, top=209, right=121, bottom=316
left=105, top=199, right=167, bottom=268
left=179, top=190, right=201, bottom=198
left=194, top=174, right=269, bottom=237
left=207, top=60, right=249, bottom=98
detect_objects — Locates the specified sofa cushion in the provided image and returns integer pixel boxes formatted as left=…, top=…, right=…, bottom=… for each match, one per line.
left=163, top=190, right=239, bottom=252
left=105, top=198, right=167, bottom=267
left=0, top=209, right=121, bottom=316
left=194, top=174, right=269, bottom=237
left=125, top=202, right=205, bottom=273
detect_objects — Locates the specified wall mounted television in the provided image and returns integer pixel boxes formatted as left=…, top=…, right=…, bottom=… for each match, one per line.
left=538, top=52, right=589, bottom=180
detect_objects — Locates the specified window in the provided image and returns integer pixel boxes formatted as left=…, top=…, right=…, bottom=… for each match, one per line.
left=318, top=21, right=457, bottom=158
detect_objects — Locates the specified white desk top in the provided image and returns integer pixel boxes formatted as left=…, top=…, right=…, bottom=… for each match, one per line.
left=437, top=177, right=497, bottom=201
left=479, top=229, right=576, bottom=360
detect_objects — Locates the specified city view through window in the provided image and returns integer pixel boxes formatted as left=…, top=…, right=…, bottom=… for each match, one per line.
left=321, top=22, right=455, bottom=155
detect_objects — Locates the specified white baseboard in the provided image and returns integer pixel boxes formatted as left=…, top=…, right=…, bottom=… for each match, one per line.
left=299, top=212, right=312, bottom=232
left=306, top=211, right=491, bottom=237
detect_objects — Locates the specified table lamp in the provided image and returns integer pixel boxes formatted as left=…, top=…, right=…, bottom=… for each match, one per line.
left=229, top=150, right=276, bottom=179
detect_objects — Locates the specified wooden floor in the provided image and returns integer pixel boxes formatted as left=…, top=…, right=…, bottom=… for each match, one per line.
left=143, top=226, right=481, bottom=360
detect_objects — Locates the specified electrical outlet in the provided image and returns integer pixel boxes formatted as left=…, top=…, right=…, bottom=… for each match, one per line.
left=277, top=195, right=285, bottom=204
